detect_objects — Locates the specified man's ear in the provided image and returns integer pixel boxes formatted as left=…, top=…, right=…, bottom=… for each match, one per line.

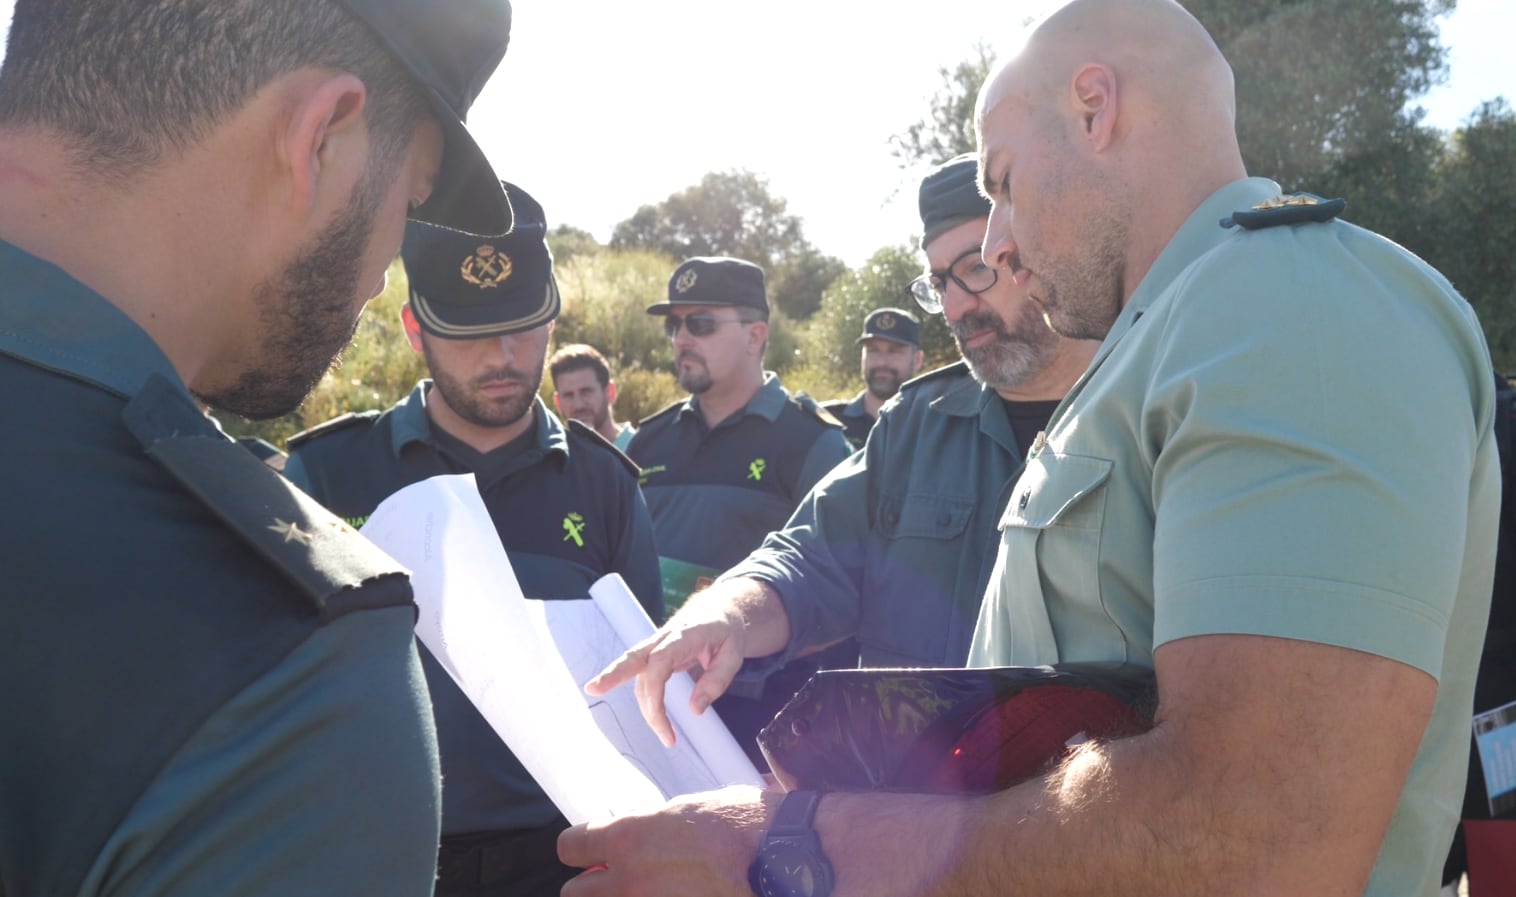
left=400, top=303, right=424, bottom=352
left=748, top=320, right=769, bottom=354
left=913, top=348, right=926, bottom=373
left=1071, top=63, right=1119, bottom=153
left=606, top=380, right=619, bottom=405
left=552, top=392, right=564, bottom=414
left=278, top=72, right=370, bottom=222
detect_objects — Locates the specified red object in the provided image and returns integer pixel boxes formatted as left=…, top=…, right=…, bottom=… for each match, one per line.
left=1464, top=820, right=1516, bottom=897
left=923, top=685, right=1148, bottom=791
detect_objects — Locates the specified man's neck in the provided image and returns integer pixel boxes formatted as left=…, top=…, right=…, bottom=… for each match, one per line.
left=425, top=385, right=537, bottom=454
left=992, top=340, right=1102, bottom=403
left=597, top=417, right=623, bottom=442
left=861, top=390, right=887, bottom=419
left=695, top=369, right=766, bottom=429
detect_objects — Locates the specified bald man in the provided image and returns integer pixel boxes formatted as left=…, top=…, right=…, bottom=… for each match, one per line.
left=555, top=3, right=1499, bottom=896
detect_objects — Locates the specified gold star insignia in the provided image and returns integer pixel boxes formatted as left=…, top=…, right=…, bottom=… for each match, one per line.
left=268, top=518, right=313, bottom=545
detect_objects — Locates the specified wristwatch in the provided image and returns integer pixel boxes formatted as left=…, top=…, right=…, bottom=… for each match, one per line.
left=748, top=790, right=835, bottom=897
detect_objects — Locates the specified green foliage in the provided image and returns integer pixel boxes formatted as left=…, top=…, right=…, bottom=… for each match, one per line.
left=1187, top=0, right=1453, bottom=188
left=890, top=41, right=997, bottom=167
left=785, top=245, right=955, bottom=401
left=1422, top=100, right=1516, bottom=370
left=547, top=224, right=602, bottom=267
left=608, top=170, right=846, bottom=320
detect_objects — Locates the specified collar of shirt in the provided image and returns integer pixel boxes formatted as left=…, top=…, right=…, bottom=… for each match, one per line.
left=386, top=379, right=569, bottom=466
left=676, top=370, right=788, bottom=428
left=929, top=374, right=1021, bottom=455
left=0, top=241, right=186, bottom=400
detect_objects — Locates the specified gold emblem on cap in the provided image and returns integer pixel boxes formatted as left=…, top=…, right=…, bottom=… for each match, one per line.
left=1252, top=194, right=1321, bottom=211
left=876, top=313, right=896, bottom=330
left=460, top=244, right=513, bottom=289
left=675, top=268, right=698, bottom=294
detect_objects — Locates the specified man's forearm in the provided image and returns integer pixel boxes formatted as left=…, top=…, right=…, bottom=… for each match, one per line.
left=809, top=636, right=1431, bottom=897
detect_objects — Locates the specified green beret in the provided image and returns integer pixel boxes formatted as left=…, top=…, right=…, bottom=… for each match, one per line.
left=919, top=153, right=991, bottom=249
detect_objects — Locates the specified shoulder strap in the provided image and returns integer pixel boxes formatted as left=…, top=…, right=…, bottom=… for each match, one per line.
left=566, top=418, right=640, bottom=477
left=122, top=374, right=412, bottom=622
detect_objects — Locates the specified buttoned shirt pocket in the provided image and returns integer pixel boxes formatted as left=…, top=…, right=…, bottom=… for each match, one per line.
left=865, top=491, right=976, bottom=663
left=976, top=451, right=1113, bottom=666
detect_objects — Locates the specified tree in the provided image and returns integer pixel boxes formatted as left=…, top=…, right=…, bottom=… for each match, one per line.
left=546, top=224, right=600, bottom=267
left=785, top=245, right=956, bottom=401
left=1422, top=100, right=1516, bottom=369
left=1188, top=0, right=1454, bottom=188
left=890, top=42, right=996, bottom=168
left=609, top=170, right=845, bottom=320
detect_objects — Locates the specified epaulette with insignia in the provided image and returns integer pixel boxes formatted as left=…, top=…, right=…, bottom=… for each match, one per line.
left=793, top=392, right=843, bottom=429
left=566, top=419, right=640, bottom=477
left=285, top=410, right=380, bottom=450
left=1220, top=193, right=1346, bottom=230
left=900, top=360, right=971, bottom=392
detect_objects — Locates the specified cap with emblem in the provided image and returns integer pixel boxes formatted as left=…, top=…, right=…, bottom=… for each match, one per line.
left=402, top=181, right=559, bottom=339
left=856, top=307, right=921, bottom=348
left=646, top=257, right=768, bottom=318
left=332, top=0, right=513, bottom=236
left=919, top=152, right=992, bottom=249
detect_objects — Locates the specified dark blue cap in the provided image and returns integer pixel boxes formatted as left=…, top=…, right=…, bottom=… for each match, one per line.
left=919, top=153, right=991, bottom=249
left=647, top=257, right=768, bottom=318
left=857, top=308, right=921, bottom=348
left=403, top=182, right=559, bottom=339
left=333, top=0, right=513, bottom=236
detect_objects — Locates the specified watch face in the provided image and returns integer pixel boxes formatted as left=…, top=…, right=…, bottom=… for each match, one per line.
left=755, top=841, right=823, bottom=897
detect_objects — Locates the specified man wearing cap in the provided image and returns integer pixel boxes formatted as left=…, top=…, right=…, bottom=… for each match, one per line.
left=822, top=308, right=926, bottom=449
left=626, top=256, right=853, bottom=759
left=590, top=153, right=1098, bottom=741
left=0, top=1, right=510, bottom=895
left=565, top=2, right=1499, bottom=895
left=550, top=343, right=637, bottom=450
left=285, top=183, right=662, bottom=897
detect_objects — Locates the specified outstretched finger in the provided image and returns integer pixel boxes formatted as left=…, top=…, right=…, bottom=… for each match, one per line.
left=585, top=635, right=659, bottom=696
left=634, top=645, right=680, bottom=747
left=689, top=636, right=746, bottom=714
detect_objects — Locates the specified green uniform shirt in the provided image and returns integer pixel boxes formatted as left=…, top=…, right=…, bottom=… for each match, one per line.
left=970, top=178, right=1499, bottom=895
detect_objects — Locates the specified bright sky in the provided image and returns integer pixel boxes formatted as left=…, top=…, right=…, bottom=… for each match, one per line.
left=1, top=0, right=1511, bottom=265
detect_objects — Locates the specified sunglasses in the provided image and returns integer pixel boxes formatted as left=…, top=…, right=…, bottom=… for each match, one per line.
left=663, top=311, right=748, bottom=339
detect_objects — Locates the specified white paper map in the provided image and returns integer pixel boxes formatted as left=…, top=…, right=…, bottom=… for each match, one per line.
left=360, top=474, right=762, bottom=824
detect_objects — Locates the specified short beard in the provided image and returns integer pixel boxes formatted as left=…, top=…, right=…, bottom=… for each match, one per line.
left=423, top=339, right=544, bottom=430
left=202, top=154, right=390, bottom=419
left=953, top=301, right=1059, bottom=392
left=865, top=368, right=905, bottom=402
left=677, top=353, right=713, bottom=395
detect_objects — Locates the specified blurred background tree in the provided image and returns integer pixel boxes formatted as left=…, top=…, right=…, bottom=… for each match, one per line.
left=610, top=170, right=847, bottom=320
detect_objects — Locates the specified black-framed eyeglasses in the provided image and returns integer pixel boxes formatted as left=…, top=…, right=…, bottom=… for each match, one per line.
left=907, top=248, right=999, bottom=314
left=663, top=311, right=747, bottom=339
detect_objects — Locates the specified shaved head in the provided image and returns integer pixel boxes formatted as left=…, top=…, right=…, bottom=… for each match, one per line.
left=973, top=0, right=1246, bottom=340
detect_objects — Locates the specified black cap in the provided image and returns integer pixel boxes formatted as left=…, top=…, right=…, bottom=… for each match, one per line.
left=334, top=0, right=513, bottom=236
left=856, top=308, right=921, bottom=348
left=403, top=182, right=559, bottom=339
left=919, top=153, right=991, bottom=249
left=646, top=257, right=768, bottom=318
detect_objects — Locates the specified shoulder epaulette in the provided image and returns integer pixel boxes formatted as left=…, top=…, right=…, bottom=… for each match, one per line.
left=1220, top=193, right=1345, bottom=231
left=901, top=360, right=971, bottom=392
left=792, top=391, right=843, bottom=429
left=286, top=410, right=381, bottom=451
left=566, top=419, right=640, bottom=478
left=636, top=399, right=686, bottom=429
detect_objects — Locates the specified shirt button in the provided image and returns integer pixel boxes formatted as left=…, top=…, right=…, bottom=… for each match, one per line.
left=1019, top=491, right=1031, bottom=510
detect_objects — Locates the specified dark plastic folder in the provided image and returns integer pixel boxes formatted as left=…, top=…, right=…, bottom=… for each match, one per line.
left=758, top=664, right=1157, bottom=793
